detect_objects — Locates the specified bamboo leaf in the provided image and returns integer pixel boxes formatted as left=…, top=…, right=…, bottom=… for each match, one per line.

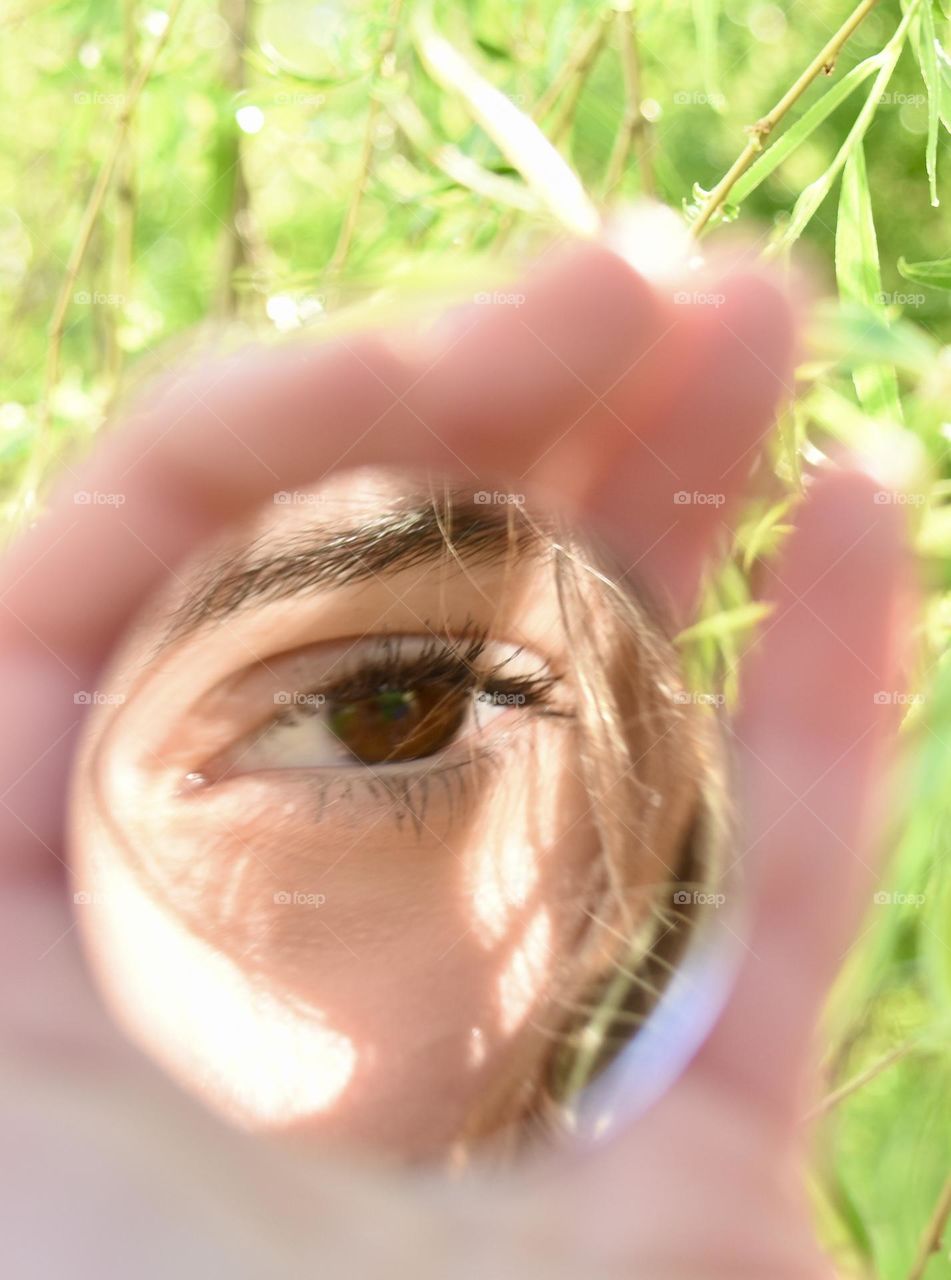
left=835, top=141, right=904, bottom=423
left=899, top=255, right=951, bottom=289
left=916, top=0, right=942, bottom=204
left=411, top=11, right=600, bottom=237
left=692, top=0, right=722, bottom=110
left=730, top=54, right=884, bottom=206
left=769, top=2, right=919, bottom=255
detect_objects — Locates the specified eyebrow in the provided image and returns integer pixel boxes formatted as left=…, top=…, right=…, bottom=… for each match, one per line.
left=162, top=495, right=542, bottom=645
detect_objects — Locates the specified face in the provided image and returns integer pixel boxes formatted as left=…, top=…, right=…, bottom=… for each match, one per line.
left=68, top=467, right=702, bottom=1164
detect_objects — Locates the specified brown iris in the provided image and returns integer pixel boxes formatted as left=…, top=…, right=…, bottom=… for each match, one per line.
left=327, top=681, right=470, bottom=764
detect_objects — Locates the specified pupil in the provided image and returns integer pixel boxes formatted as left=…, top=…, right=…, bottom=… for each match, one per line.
left=328, top=681, right=468, bottom=764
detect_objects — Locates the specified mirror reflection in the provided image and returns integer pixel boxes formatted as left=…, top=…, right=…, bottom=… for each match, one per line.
left=68, top=468, right=726, bottom=1165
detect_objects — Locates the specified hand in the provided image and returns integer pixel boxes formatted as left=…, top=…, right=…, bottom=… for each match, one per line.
left=0, top=237, right=910, bottom=1278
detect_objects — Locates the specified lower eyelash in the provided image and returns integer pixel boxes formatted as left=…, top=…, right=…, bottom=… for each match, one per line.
left=299, top=709, right=566, bottom=835
left=306, top=748, right=502, bottom=836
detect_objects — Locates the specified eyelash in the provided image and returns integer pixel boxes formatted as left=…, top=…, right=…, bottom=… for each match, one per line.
left=282, top=623, right=560, bottom=722
left=205, top=623, right=571, bottom=830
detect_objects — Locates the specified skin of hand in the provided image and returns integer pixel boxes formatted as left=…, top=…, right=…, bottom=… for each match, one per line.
left=0, top=234, right=912, bottom=1279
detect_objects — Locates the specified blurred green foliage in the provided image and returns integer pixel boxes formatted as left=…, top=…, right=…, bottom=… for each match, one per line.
left=2, top=0, right=951, bottom=1275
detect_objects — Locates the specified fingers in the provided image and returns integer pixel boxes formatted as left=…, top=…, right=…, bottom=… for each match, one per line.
left=554, top=261, right=798, bottom=624
left=0, top=239, right=797, bottom=890
left=688, top=470, right=913, bottom=1120
left=0, top=241, right=662, bottom=887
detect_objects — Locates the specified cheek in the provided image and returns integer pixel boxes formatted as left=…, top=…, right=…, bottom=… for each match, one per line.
left=71, top=730, right=605, bottom=1157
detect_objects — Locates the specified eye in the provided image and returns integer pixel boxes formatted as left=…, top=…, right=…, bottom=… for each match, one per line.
left=203, top=630, right=566, bottom=780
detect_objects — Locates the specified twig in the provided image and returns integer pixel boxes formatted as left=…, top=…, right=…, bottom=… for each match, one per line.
left=603, top=4, right=654, bottom=199
left=324, top=0, right=404, bottom=283
left=104, top=0, right=138, bottom=406
left=805, top=1038, right=918, bottom=1119
left=546, top=14, right=610, bottom=144
left=532, top=9, right=610, bottom=122
left=215, top=0, right=256, bottom=316
left=689, top=0, right=882, bottom=237
left=907, top=1172, right=951, bottom=1280
left=29, top=0, right=186, bottom=501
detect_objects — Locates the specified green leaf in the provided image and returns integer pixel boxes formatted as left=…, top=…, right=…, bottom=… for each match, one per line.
left=730, top=54, right=884, bottom=206
left=692, top=0, right=722, bottom=110
left=916, top=0, right=942, bottom=205
left=835, top=141, right=903, bottom=423
left=411, top=10, right=599, bottom=237
left=675, top=601, right=773, bottom=646
left=769, top=2, right=919, bottom=255
left=898, top=255, right=951, bottom=289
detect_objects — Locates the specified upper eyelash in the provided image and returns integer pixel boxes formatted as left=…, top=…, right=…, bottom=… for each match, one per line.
left=280, top=622, right=562, bottom=714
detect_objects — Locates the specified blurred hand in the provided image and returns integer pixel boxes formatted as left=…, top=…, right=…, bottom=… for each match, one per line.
left=0, top=236, right=910, bottom=1278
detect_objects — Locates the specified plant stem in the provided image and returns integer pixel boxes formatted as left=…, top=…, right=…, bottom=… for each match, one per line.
left=689, top=0, right=882, bottom=237
left=603, top=4, right=654, bottom=199
left=324, top=0, right=404, bottom=283
left=907, top=1172, right=951, bottom=1280
left=533, top=9, right=610, bottom=122
left=104, top=0, right=139, bottom=407
left=215, top=0, right=257, bottom=316
left=29, top=0, right=185, bottom=505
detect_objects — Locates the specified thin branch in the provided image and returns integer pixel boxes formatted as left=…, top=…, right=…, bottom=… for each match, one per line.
left=907, top=1172, right=951, bottom=1280
left=546, top=14, right=610, bottom=144
left=689, top=0, right=882, bottom=237
left=104, top=0, right=139, bottom=406
left=215, top=0, right=257, bottom=316
left=806, top=1037, right=918, bottom=1119
left=532, top=9, right=610, bottom=122
left=603, top=4, right=654, bottom=199
left=324, top=0, right=404, bottom=282
left=30, top=0, right=186, bottom=495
